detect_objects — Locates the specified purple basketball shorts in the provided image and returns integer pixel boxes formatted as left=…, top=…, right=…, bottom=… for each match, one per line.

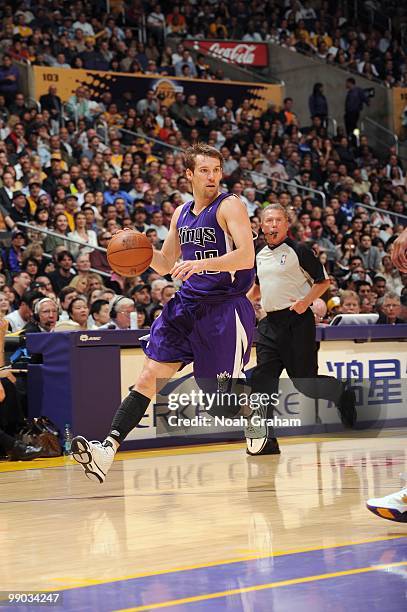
left=142, top=292, right=255, bottom=379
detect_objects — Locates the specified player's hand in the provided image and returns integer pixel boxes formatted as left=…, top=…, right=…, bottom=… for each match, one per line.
left=289, top=298, right=309, bottom=314
left=170, top=259, right=205, bottom=281
left=391, top=230, right=407, bottom=272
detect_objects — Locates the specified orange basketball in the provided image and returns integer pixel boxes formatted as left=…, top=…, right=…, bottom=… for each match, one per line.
left=107, top=230, right=153, bottom=277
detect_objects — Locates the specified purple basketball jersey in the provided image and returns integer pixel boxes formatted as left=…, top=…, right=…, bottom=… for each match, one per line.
left=176, top=192, right=254, bottom=301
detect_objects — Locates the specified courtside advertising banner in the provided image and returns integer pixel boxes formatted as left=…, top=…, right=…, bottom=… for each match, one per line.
left=120, top=342, right=407, bottom=441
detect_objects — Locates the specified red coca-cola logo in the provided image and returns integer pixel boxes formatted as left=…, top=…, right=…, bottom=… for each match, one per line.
left=208, top=43, right=256, bottom=64
left=189, top=40, right=268, bottom=67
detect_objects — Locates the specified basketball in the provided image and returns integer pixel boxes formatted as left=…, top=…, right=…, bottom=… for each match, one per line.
left=107, top=230, right=153, bottom=277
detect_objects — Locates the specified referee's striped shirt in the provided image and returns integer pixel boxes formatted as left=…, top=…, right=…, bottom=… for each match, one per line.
left=256, top=238, right=328, bottom=312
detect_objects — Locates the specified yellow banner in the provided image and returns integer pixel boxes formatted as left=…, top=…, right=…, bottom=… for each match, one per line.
left=392, top=87, right=407, bottom=139
left=33, top=66, right=284, bottom=115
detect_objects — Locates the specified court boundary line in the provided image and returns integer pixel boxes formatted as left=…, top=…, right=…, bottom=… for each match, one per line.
left=46, top=535, right=406, bottom=592
left=114, top=561, right=407, bottom=611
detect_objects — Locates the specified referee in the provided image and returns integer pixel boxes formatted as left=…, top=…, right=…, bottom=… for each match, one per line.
left=246, top=204, right=356, bottom=455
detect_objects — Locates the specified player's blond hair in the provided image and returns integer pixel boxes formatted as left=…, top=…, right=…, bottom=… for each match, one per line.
left=184, top=143, right=223, bottom=172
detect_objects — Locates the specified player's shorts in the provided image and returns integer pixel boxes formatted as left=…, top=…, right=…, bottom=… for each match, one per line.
left=142, top=292, right=255, bottom=380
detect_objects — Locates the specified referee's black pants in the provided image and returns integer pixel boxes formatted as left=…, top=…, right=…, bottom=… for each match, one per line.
left=251, top=308, right=343, bottom=412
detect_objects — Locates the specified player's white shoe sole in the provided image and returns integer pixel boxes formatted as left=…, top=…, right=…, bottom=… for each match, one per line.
left=71, top=436, right=115, bottom=484
left=366, top=487, right=407, bottom=522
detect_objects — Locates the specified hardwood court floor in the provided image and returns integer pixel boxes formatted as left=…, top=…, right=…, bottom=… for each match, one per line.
left=0, top=431, right=406, bottom=611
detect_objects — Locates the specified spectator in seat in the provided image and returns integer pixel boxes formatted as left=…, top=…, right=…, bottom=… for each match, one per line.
left=43, top=213, right=70, bottom=253
left=372, top=274, right=387, bottom=298
left=104, top=176, right=133, bottom=209
left=68, top=273, right=89, bottom=298
left=376, top=292, right=404, bottom=324
left=10, top=271, right=31, bottom=307
left=2, top=230, right=26, bottom=272
left=67, top=296, right=89, bottom=330
left=340, top=290, right=360, bottom=314
left=309, top=221, right=337, bottom=264
left=48, top=250, right=75, bottom=294
left=9, top=191, right=31, bottom=227
left=356, top=233, right=381, bottom=274
left=5, top=290, right=40, bottom=333
left=89, top=232, right=112, bottom=275
left=39, top=86, right=62, bottom=123
left=67, top=211, right=98, bottom=258
left=130, top=284, right=151, bottom=309
left=381, top=254, right=403, bottom=295
left=0, top=170, right=16, bottom=214
left=58, top=286, right=78, bottom=322
left=146, top=227, right=163, bottom=251
left=89, top=299, right=111, bottom=328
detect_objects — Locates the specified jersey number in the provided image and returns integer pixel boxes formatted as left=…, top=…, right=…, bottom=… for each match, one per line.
left=195, top=250, right=219, bottom=274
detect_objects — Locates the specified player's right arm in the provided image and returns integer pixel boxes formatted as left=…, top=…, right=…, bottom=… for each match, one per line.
left=391, top=228, right=407, bottom=273
left=151, top=205, right=182, bottom=275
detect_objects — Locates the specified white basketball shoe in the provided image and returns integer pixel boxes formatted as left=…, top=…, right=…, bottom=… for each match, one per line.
left=71, top=436, right=115, bottom=483
left=366, top=487, right=407, bottom=522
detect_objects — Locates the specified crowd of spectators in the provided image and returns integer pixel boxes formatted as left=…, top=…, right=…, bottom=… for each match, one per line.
left=0, top=1, right=406, bottom=88
left=0, top=80, right=405, bottom=332
left=0, top=1, right=404, bottom=339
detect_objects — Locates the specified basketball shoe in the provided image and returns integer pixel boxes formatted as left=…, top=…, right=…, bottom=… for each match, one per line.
left=366, top=487, right=407, bottom=522
left=71, top=436, right=115, bottom=483
left=245, top=407, right=281, bottom=456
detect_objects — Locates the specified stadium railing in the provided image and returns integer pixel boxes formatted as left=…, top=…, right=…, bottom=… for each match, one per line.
left=360, top=117, right=399, bottom=156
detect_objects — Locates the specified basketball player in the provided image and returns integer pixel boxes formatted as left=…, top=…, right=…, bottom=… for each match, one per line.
left=366, top=227, right=407, bottom=522
left=71, top=143, right=256, bottom=483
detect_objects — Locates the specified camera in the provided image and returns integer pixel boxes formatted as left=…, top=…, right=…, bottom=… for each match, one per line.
left=363, top=87, right=375, bottom=99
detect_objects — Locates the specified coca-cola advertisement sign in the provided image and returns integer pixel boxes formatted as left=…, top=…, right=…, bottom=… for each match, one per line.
left=186, top=40, right=269, bottom=67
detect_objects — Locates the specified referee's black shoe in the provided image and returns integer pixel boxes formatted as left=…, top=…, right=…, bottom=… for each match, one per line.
left=246, top=437, right=281, bottom=456
left=245, top=414, right=281, bottom=456
left=337, top=384, right=357, bottom=429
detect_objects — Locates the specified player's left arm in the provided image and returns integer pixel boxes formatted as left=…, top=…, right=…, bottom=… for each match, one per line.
left=171, top=196, right=254, bottom=281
